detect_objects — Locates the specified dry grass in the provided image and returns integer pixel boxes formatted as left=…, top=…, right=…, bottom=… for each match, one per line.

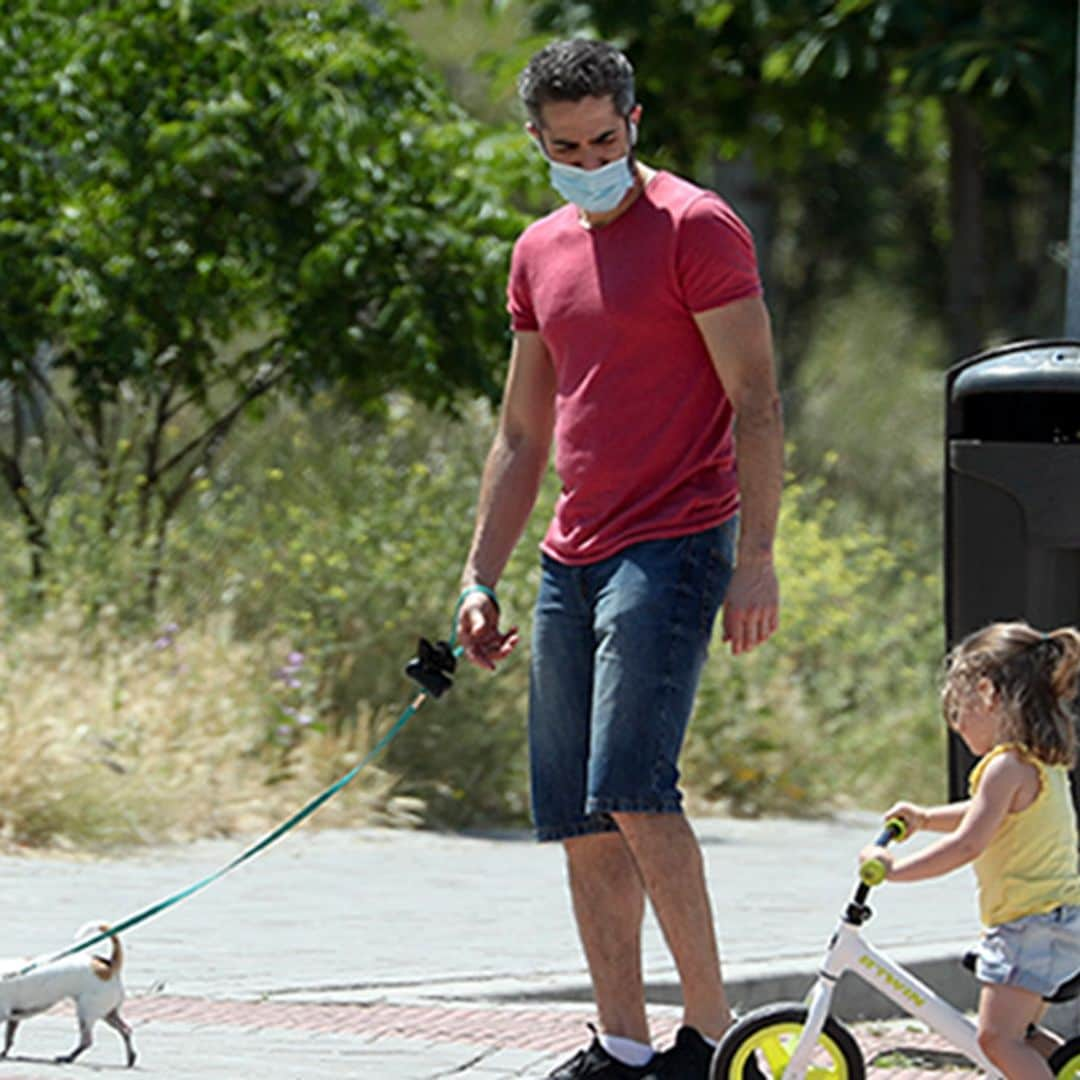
left=0, top=605, right=412, bottom=854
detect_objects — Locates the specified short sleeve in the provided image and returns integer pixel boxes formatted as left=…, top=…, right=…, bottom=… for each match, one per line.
left=507, top=236, right=539, bottom=332
left=675, top=195, right=762, bottom=313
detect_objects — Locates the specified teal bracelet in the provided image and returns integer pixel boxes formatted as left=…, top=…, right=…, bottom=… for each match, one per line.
left=449, top=585, right=500, bottom=652
left=457, top=584, right=499, bottom=612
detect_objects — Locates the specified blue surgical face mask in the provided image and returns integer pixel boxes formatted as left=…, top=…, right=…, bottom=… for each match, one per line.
left=547, top=155, right=635, bottom=213
left=539, top=119, right=639, bottom=214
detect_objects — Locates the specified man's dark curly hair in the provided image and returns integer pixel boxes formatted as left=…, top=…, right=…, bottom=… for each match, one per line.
left=518, top=39, right=636, bottom=128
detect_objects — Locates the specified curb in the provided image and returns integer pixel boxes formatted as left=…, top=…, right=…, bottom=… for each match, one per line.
left=474, top=944, right=1080, bottom=1036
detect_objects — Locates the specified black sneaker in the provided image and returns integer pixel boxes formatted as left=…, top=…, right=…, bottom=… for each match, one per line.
left=642, top=1026, right=712, bottom=1079
left=645, top=1025, right=768, bottom=1080
left=548, top=1026, right=654, bottom=1079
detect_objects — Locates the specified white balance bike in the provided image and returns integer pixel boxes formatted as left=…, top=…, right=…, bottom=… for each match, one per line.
left=710, top=819, right=1080, bottom=1080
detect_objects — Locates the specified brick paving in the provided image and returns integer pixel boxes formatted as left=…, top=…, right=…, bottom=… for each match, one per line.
left=110, top=995, right=982, bottom=1076
left=123, top=996, right=677, bottom=1053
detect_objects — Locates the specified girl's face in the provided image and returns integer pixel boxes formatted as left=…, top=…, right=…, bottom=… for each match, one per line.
left=945, top=676, right=1001, bottom=756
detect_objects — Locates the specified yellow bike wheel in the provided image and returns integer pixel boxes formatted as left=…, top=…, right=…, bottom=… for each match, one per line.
left=710, top=1003, right=865, bottom=1080
left=1049, top=1037, right=1080, bottom=1080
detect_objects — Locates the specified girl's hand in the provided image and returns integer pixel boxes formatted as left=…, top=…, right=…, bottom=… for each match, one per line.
left=859, top=845, right=893, bottom=879
left=883, top=802, right=927, bottom=837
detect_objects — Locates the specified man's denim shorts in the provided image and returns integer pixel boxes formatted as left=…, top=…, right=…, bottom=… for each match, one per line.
left=527, top=520, right=736, bottom=842
left=974, top=904, right=1080, bottom=997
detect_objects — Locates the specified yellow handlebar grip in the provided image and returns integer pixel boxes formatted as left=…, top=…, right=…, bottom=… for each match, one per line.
left=860, top=858, right=887, bottom=887
left=886, top=816, right=910, bottom=842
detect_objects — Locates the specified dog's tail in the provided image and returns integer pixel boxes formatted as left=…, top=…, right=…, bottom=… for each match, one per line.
left=78, top=922, right=123, bottom=982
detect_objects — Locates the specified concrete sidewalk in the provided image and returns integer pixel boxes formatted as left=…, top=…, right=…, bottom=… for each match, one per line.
left=1, top=815, right=1074, bottom=1077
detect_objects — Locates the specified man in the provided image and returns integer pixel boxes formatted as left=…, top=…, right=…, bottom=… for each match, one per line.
left=456, top=39, right=783, bottom=1080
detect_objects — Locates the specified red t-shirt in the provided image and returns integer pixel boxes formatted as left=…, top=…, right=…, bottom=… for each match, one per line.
left=507, top=170, right=762, bottom=565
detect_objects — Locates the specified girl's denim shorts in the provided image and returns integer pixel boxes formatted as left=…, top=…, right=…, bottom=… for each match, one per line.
left=974, top=904, right=1080, bottom=997
left=527, top=520, right=736, bottom=842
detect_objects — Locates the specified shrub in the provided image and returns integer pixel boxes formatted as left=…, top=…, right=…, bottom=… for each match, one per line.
left=0, top=312, right=951, bottom=847
left=685, top=472, right=945, bottom=817
left=0, top=604, right=402, bottom=851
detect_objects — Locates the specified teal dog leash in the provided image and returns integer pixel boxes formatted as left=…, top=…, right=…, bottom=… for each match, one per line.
left=11, top=586, right=498, bottom=979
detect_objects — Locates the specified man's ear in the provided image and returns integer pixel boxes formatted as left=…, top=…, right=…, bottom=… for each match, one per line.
left=526, top=122, right=551, bottom=160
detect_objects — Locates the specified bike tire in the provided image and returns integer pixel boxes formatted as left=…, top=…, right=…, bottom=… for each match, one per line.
left=1049, top=1036, right=1080, bottom=1079
left=710, top=1002, right=865, bottom=1080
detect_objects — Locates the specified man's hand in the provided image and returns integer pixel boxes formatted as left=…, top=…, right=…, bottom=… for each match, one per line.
left=721, top=559, right=779, bottom=655
left=456, top=594, right=519, bottom=671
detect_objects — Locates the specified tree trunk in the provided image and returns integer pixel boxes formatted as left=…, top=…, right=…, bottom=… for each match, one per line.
left=945, top=96, right=987, bottom=359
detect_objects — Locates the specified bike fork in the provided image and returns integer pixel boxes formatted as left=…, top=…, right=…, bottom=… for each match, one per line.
left=784, top=974, right=838, bottom=1080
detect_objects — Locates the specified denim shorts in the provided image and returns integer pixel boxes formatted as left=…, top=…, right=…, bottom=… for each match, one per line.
left=528, top=520, right=736, bottom=842
left=974, top=905, right=1080, bottom=997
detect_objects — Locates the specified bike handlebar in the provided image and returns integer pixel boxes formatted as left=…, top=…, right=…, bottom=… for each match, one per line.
left=858, top=816, right=909, bottom=887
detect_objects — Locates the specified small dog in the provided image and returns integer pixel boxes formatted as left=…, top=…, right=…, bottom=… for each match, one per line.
left=0, top=922, right=136, bottom=1066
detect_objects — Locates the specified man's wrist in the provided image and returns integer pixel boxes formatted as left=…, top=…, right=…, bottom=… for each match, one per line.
left=460, top=572, right=498, bottom=592
left=735, top=547, right=775, bottom=566
left=458, top=583, right=499, bottom=611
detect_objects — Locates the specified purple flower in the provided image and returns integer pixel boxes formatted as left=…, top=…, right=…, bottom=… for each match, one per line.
left=275, top=650, right=307, bottom=683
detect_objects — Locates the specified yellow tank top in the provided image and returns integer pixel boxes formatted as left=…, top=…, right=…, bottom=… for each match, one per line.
left=970, top=743, right=1080, bottom=927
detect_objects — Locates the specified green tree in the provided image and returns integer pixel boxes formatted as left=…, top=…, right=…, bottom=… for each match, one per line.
left=762, top=1, right=1075, bottom=357
left=0, top=0, right=525, bottom=608
left=523, top=0, right=1075, bottom=363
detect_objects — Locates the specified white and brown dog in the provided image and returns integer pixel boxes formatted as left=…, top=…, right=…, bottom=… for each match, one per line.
left=0, top=923, right=135, bottom=1066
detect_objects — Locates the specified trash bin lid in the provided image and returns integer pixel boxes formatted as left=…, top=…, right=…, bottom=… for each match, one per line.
left=952, top=342, right=1080, bottom=401
left=948, top=341, right=1080, bottom=442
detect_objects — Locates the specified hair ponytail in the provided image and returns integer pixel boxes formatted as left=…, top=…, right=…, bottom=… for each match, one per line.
left=1046, top=627, right=1080, bottom=708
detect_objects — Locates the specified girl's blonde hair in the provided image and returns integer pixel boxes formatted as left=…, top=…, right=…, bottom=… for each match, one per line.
left=943, top=621, right=1080, bottom=766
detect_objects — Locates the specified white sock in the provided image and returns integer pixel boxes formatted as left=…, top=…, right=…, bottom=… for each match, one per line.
left=599, top=1033, right=655, bottom=1067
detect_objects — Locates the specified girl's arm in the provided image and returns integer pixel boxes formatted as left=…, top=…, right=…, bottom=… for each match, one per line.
left=887, top=799, right=970, bottom=835
left=884, top=754, right=1025, bottom=883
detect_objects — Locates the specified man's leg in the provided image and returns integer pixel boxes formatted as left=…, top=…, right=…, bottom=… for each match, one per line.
left=565, top=830, right=650, bottom=1043
left=578, top=525, right=735, bottom=1046
left=612, top=811, right=730, bottom=1040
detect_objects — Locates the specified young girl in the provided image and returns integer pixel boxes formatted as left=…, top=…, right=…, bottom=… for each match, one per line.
left=860, top=621, right=1080, bottom=1080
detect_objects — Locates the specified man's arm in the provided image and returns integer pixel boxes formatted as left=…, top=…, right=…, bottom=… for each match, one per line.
left=693, top=296, right=783, bottom=655
left=458, top=331, right=556, bottom=669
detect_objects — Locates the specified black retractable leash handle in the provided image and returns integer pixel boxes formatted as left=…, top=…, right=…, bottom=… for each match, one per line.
left=404, top=637, right=458, bottom=698
left=404, top=584, right=499, bottom=698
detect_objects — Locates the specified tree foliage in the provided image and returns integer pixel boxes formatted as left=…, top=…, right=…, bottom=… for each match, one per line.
left=0, top=0, right=525, bottom=605
left=523, top=0, right=1076, bottom=362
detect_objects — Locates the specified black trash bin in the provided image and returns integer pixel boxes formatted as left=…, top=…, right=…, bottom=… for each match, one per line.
left=945, top=339, right=1080, bottom=809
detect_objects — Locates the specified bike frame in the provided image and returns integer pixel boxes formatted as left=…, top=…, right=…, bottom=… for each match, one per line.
left=784, top=917, right=1001, bottom=1079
